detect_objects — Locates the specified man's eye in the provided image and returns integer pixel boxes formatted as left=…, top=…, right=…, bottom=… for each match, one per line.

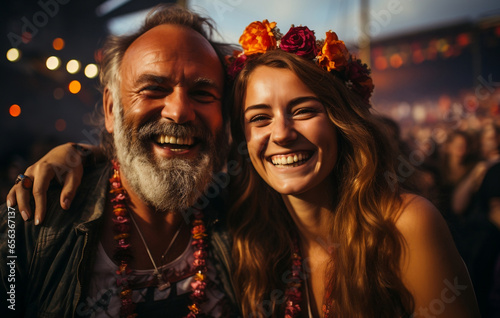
left=142, top=85, right=166, bottom=91
left=192, top=91, right=217, bottom=103
left=140, top=86, right=169, bottom=98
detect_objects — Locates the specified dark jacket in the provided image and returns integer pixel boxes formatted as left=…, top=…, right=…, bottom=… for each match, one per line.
left=0, top=164, right=238, bottom=318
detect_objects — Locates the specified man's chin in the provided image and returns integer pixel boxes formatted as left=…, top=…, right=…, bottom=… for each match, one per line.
left=120, top=150, right=213, bottom=213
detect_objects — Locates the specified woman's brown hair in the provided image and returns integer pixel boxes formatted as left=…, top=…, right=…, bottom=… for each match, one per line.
left=228, top=50, right=414, bottom=317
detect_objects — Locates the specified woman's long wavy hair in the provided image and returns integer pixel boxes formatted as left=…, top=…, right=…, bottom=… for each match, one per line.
left=227, top=50, right=415, bottom=317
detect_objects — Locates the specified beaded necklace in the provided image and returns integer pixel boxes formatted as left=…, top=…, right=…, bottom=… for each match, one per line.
left=285, top=236, right=333, bottom=318
left=109, top=161, right=209, bottom=318
left=284, top=237, right=303, bottom=317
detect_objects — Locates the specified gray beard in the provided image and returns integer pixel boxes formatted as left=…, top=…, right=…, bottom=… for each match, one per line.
left=112, top=104, right=223, bottom=212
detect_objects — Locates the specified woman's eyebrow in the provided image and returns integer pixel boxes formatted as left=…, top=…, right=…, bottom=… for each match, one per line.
left=244, top=104, right=271, bottom=114
left=287, top=96, right=321, bottom=108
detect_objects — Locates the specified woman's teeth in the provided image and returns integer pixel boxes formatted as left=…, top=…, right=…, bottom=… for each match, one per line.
left=271, top=153, right=310, bottom=166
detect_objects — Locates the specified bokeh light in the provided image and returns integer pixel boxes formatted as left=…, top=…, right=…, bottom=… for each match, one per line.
left=6, top=48, right=20, bottom=62
left=66, top=59, right=81, bottom=74
left=84, top=63, right=99, bottom=78
left=22, top=32, right=32, bottom=44
left=52, top=38, right=65, bottom=50
left=9, top=104, right=21, bottom=117
left=55, top=119, right=67, bottom=132
left=46, top=56, right=61, bottom=70
left=390, top=53, right=403, bottom=68
left=68, top=80, right=81, bottom=94
left=374, top=56, right=388, bottom=70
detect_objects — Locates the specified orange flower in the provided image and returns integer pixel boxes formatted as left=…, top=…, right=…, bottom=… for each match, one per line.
left=239, top=20, right=277, bottom=55
left=317, top=31, right=349, bottom=71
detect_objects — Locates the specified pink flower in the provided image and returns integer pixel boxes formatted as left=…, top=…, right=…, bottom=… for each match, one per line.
left=280, top=26, right=318, bottom=59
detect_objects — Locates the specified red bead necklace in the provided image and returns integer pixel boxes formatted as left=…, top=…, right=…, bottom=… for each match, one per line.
left=109, top=161, right=209, bottom=318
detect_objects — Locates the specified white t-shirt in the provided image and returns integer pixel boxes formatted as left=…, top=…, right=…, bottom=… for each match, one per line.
left=77, top=239, right=226, bottom=317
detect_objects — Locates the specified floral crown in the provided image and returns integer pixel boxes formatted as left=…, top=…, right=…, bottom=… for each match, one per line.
left=226, top=20, right=375, bottom=104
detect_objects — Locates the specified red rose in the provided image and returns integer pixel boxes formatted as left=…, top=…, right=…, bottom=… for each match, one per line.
left=227, top=53, right=248, bottom=80
left=345, top=59, right=374, bottom=103
left=280, top=26, right=318, bottom=59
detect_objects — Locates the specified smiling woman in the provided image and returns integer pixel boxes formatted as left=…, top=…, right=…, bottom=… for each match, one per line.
left=243, top=66, right=338, bottom=196
left=226, top=21, right=481, bottom=318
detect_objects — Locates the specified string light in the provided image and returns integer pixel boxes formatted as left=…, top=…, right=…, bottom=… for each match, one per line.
left=68, top=80, right=81, bottom=94
left=9, top=104, right=21, bottom=117
left=46, top=56, right=61, bottom=70
left=52, top=38, right=65, bottom=50
left=6, top=48, right=21, bottom=62
left=66, top=59, right=81, bottom=74
left=84, top=63, right=99, bottom=78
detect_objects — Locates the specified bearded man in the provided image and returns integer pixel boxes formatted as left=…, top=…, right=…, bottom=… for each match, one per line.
left=0, top=5, right=238, bottom=317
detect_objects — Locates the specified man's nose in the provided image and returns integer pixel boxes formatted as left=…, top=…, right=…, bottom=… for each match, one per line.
left=160, top=88, right=196, bottom=124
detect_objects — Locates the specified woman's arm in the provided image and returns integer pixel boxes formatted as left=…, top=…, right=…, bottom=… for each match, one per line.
left=6, top=143, right=103, bottom=225
left=396, top=194, right=481, bottom=317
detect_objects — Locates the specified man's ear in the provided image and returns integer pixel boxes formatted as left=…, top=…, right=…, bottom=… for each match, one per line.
left=103, top=87, right=114, bottom=133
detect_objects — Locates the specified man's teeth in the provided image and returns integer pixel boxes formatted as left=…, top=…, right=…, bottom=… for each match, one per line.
left=155, top=135, right=194, bottom=146
left=271, top=153, right=310, bottom=165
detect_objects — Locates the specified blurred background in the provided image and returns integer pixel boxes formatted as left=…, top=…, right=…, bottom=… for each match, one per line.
left=1, top=0, right=500, bottom=316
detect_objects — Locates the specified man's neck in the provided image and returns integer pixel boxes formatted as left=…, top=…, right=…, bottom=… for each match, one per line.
left=100, top=168, right=192, bottom=270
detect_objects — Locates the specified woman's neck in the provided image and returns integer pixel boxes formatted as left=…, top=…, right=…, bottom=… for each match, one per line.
left=281, top=184, right=335, bottom=252
left=281, top=185, right=335, bottom=317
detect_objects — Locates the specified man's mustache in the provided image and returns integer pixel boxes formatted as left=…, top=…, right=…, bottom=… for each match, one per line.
left=135, top=120, right=210, bottom=144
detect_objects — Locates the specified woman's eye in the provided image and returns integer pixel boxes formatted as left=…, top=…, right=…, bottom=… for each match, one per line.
left=293, top=108, right=317, bottom=116
left=249, top=115, right=270, bottom=123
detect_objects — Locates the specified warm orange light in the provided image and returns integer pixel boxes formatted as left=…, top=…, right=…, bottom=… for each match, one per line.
left=389, top=53, right=403, bottom=68
left=55, top=119, right=67, bottom=131
left=9, top=104, right=21, bottom=117
left=68, top=80, right=81, bottom=94
left=53, top=38, right=65, bottom=50
left=456, top=33, right=470, bottom=47
left=412, top=49, right=425, bottom=64
left=374, top=56, right=388, bottom=70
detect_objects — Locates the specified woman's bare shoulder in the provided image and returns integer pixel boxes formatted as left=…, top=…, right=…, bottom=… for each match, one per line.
left=395, top=193, right=446, bottom=236
left=394, top=193, right=480, bottom=317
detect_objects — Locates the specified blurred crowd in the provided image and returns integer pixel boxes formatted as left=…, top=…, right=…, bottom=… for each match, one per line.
left=375, top=86, right=500, bottom=316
